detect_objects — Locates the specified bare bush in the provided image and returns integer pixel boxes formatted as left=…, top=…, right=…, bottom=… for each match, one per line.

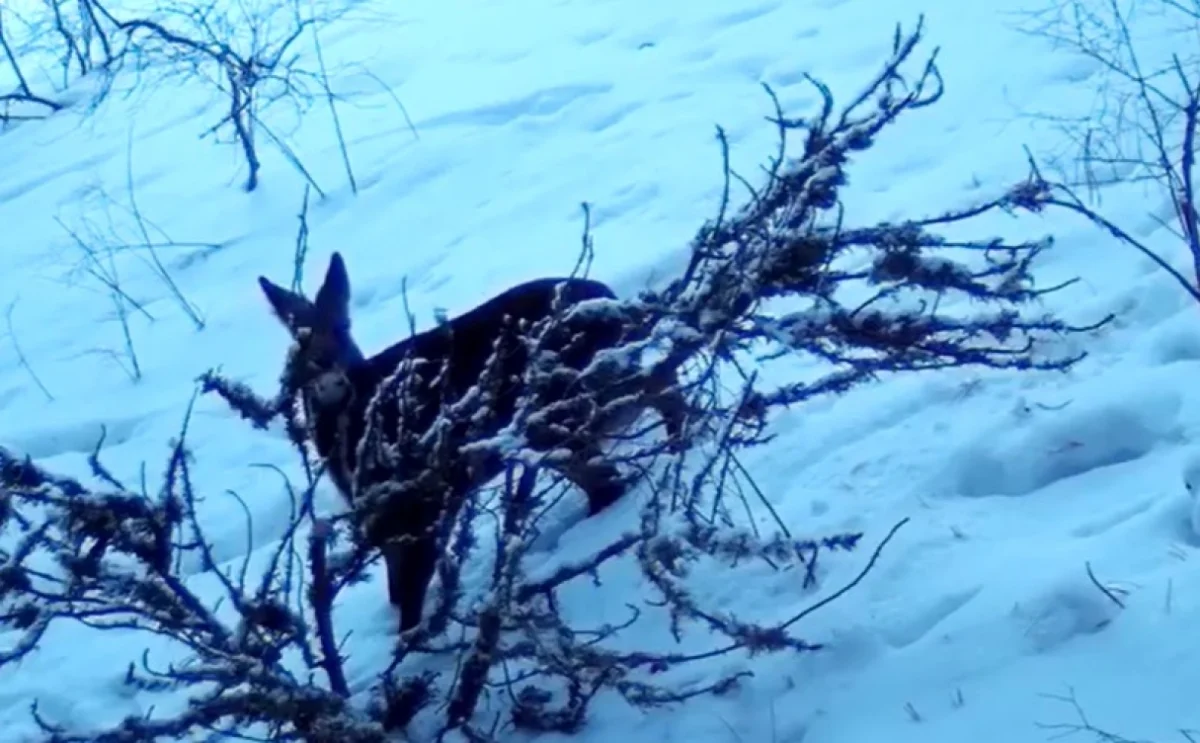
left=50, top=172, right=218, bottom=382
left=90, top=0, right=356, bottom=193
left=1015, top=0, right=1200, bottom=302
left=0, top=0, right=126, bottom=125
left=1, top=5, right=65, bottom=120
left=35, top=0, right=115, bottom=89
left=0, top=19, right=1110, bottom=741
left=1036, top=687, right=1186, bottom=742
left=2, top=0, right=368, bottom=193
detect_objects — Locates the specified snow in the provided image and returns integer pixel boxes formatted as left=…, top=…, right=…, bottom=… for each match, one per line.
left=1, top=0, right=1199, bottom=739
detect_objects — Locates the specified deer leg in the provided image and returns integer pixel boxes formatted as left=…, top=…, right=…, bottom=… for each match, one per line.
left=383, top=536, right=440, bottom=633
left=564, top=385, right=687, bottom=514
left=652, top=382, right=689, bottom=444
left=561, top=441, right=628, bottom=516
left=383, top=540, right=406, bottom=607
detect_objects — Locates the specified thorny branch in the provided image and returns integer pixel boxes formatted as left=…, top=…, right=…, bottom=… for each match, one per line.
left=1, top=17, right=1113, bottom=742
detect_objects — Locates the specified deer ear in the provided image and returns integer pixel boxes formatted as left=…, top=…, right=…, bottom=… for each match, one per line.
left=313, top=252, right=352, bottom=328
left=258, top=276, right=313, bottom=331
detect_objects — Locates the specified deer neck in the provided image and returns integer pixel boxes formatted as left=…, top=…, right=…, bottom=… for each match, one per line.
left=301, top=368, right=366, bottom=505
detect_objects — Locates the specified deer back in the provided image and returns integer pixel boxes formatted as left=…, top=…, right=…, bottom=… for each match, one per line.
left=307, top=276, right=622, bottom=510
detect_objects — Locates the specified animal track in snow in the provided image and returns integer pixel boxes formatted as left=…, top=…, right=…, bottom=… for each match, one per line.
left=1179, top=451, right=1200, bottom=542
left=524, top=499, right=590, bottom=556
left=1144, top=314, right=1200, bottom=366
left=1069, top=497, right=1157, bottom=539
left=1012, top=576, right=1121, bottom=653
left=720, top=53, right=774, bottom=81
left=0, top=149, right=116, bottom=204
left=418, top=83, right=613, bottom=130
left=950, top=386, right=1182, bottom=497
left=2, top=415, right=143, bottom=461
left=1044, top=55, right=1102, bottom=85
left=771, top=65, right=816, bottom=87
left=587, top=181, right=660, bottom=227
left=709, top=0, right=783, bottom=28
left=680, top=43, right=718, bottom=64
left=879, top=586, right=982, bottom=649
left=0, top=386, right=20, bottom=412
left=573, top=26, right=614, bottom=45
left=586, top=101, right=644, bottom=132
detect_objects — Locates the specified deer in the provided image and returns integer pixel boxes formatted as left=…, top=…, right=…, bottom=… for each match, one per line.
left=258, top=252, right=687, bottom=633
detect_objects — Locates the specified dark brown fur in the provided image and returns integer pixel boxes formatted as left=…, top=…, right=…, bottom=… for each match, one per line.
left=259, top=253, right=684, bottom=632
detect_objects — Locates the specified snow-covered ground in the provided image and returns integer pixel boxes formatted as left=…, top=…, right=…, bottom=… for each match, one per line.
left=2, top=0, right=1199, bottom=739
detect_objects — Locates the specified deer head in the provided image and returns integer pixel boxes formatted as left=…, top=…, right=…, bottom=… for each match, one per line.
left=258, top=252, right=365, bottom=403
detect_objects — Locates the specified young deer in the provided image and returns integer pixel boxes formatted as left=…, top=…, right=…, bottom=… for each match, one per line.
left=258, top=252, right=685, bottom=632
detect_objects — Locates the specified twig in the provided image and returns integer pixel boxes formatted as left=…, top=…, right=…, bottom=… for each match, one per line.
left=1086, top=561, right=1127, bottom=610
left=308, top=3, right=357, bottom=195
left=5, top=298, right=54, bottom=401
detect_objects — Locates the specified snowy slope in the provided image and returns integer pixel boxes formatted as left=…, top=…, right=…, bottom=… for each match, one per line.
left=1, top=0, right=1198, bottom=740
